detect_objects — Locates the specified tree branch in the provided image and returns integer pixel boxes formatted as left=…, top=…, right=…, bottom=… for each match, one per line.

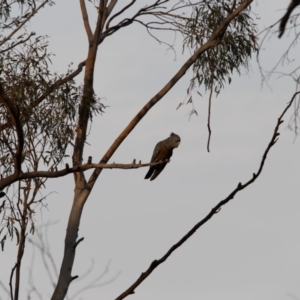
left=0, top=32, right=35, bottom=54
left=207, top=83, right=213, bottom=153
left=106, top=0, right=136, bottom=30
left=100, top=0, right=170, bottom=44
left=0, top=60, right=86, bottom=138
left=0, top=81, right=24, bottom=173
left=9, top=263, right=17, bottom=300
left=73, top=237, right=84, bottom=249
left=79, top=0, right=93, bottom=41
left=115, top=90, right=300, bottom=300
left=0, top=160, right=170, bottom=191
left=106, top=0, right=119, bottom=16
left=31, top=60, right=86, bottom=108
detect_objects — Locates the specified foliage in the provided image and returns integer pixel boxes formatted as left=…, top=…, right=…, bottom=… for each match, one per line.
left=0, top=1, right=104, bottom=257
left=183, top=0, right=258, bottom=94
left=2, top=1, right=288, bottom=300
left=0, top=0, right=54, bottom=27
left=0, top=38, right=78, bottom=176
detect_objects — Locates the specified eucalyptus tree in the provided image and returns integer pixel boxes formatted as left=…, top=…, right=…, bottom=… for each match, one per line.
left=3, top=1, right=291, bottom=300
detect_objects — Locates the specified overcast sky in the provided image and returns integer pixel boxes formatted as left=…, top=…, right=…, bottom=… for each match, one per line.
left=1, top=1, right=300, bottom=300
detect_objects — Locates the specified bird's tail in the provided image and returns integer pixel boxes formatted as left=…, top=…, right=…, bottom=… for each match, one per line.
left=144, top=167, right=154, bottom=180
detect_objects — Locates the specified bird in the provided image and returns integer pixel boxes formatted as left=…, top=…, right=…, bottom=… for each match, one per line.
left=144, top=132, right=181, bottom=181
left=278, top=0, right=300, bottom=38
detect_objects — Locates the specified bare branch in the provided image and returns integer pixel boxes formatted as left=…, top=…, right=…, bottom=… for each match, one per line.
left=9, top=263, right=17, bottom=300
left=73, top=237, right=84, bottom=249
left=71, top=275, right=78, bottom=282
left=100, top=0, right=171, bottom=44
left=278, top=0, right=300, bottom=38
left=106, top=0, right=136, bottom=29
left=106, top=0, right=119, bottom=16
left=207, top=84, right=213, bottom=152
left=115, top=91, right=300, bottom=300
left=96, top=0, right=107, bottom=40
left=0, top=160, right=170, bottom=191
left=79, top=0, right=93, bottom=41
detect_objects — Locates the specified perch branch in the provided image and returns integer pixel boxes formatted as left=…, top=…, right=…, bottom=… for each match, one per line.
left=0, top=160, right=170, bottom=190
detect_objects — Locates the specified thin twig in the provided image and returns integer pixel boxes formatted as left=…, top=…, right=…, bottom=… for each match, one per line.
left=207, top=83, right=213, bottom=152
left=9, top=264, right=17, bottom=300
left=0, top=32, right=35, bottom=54
left=106, top=0, right=136, bottom=29
left=73, top=237, right=84, bottom=250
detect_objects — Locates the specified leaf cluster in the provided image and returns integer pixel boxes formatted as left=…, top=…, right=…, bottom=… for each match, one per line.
left=0, top=34, right=81, bottom=177
left=183, top=0, right=258, bottom=93
left=0, top=0, right=54, bottom=29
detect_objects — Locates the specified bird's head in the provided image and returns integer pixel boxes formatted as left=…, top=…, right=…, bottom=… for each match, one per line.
left=170, top=132, right=181, bottom=148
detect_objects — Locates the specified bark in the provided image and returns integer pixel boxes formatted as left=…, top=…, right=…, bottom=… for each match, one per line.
left=50, top=189, right=89, bottom=300
left=51, top=52, right=97, bottom=300
left=13, top=206, right=27, bottom=300
left=51, top=2, right=102, bottom=298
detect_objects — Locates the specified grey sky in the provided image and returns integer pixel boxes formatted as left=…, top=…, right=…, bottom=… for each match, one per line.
left=1, top=1, right=300, bottom=300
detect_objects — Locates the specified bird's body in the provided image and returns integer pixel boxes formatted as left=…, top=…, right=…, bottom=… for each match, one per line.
left=145, top=133, right=181, bottom=181
left=279, top=0, right=300, bottom=38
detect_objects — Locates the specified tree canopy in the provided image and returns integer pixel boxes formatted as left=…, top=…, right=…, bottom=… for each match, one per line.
left=0, top=1, right=299, bottom=300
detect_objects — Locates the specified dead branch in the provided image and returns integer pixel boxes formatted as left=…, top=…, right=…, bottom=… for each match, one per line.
left=115, top=91, right=300, bottom=300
